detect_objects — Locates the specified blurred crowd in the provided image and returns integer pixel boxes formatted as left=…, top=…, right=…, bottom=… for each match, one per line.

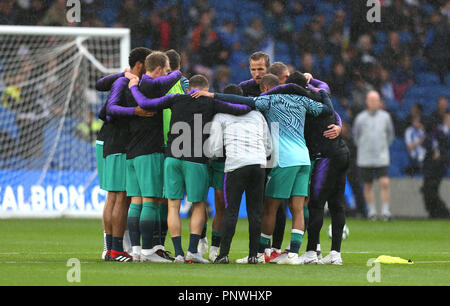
left=0, top=0, right=449, bottom=176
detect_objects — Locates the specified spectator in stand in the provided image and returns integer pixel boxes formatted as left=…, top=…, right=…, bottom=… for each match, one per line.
left=166, top=4, right=185, bottom=51
left=349, top=73, right=375, bottom=119
left=146, top=10, right=171, bottom=51
left=296, top=16, right=327, bottom=56
left=190, top=11, right=228, bottom=68
left=402, top=103, right=424, bottom=134
left=264, top=0, right=294, bottom=43
left=327, top=28, right=344, bottom=60
left=379, top=67, right=395, bottom=102
left=217, top=20, right=240, bottom=52
left=243, top=18, right=268, bottom=53
left=0, top=0, right=16, bottom=25
left=115, top=0, right=144, bottom=48
left=424, top=12, right=449, bottom=84
left=381, top=31, right=407, bottom=72
left=425, top=96, right=448, bottom=133
left=74, top=111, right=103, bottom=144
left=392, top=56, right=415, bottom=102
left=299, top=53, right=319, bottom=78
left=289, top=0, right=316, bottom=16
left=327, top=61, right=350, bottom=109
left=188, top=0, right=213, bottom=26
left=404, top=117, right=427, bottom=176
left=15, top=0, right=47, bottom=26
left=40, top=0, right=72, bottom=26
left=212, top=66, right=231, bottom=93
left=82, top=10, right=105, bottom=28
left=421, top=111, right=450, bottom=218
left=328, top=9, right=347, bottom=36
left=355, top=34, right=378, bottom=79
left=382, top=0, right=411, bottom=32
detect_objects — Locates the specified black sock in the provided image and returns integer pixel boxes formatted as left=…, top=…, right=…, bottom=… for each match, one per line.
left=188, top=234, right=201, bottom=254
left=106, top=234, right=112, bottom=251
left=112, top=236, right=123, bottom=252
left=172, top=236, right=184, bottom=257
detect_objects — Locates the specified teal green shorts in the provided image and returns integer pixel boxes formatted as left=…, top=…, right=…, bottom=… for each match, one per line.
left=265, top=165, right=311, bottom=199
left=209, top=161, right=225, bottom=190
left=164, top=157, right=210, bottom=203
left=104, top=153, right=127, bottom=192
left=126, top=153, right=164, bottom=198
left=96, top=141, right=106, bottom=190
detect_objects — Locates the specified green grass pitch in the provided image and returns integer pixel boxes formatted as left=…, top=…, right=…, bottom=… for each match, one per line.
left=0, top=218, right=449, bottom=286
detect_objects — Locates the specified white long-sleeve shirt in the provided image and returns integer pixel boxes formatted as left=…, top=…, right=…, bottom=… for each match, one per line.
left=205, top=111, right=272, bottom=173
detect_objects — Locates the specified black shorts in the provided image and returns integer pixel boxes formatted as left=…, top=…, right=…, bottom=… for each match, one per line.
left=359, top=166, right=389, bottom=183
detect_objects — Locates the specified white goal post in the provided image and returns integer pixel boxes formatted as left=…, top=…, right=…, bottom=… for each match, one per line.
left=0, top=26, right=130, bottom=218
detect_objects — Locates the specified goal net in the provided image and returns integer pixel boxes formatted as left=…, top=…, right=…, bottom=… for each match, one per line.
left=0, top=26, right=130, bottom=217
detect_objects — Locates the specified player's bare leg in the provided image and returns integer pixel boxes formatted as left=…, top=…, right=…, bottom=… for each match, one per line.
left=102, top=192, right=116, bottom=260
left=276, top=196, right=306, bottom=265
left=168, top=199, right=184, bottom=262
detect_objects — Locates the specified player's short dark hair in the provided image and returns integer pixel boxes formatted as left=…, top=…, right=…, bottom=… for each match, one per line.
left=189, top=75, right=209, bottom=90
left=269, top=62, right=288, bottom=78
left=223, top=84, right=243, bottom=96
left=260, top=74, right=280, bottom=91
left=250, top=51, right=270, bottom=69
left=165, top=49, right=181, bottom=71
left=145, top=51, right=169, bottom=72
left=129, top=47, right=152, bottom=68
left=286, top=71, right=308, bottom=88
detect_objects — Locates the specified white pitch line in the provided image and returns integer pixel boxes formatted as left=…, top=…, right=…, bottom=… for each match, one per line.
left=414, top=261, right=450, bottom=264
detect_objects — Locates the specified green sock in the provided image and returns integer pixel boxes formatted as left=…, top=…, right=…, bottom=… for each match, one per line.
left=140, top=202, right=158, bottom=250
left=127, top=203, right=142, bottom=247
left=258, top=234, right=271, bottom=253
left=152, top=204, right=162, bottom=247
left=290, top=230, right=304, bottom=254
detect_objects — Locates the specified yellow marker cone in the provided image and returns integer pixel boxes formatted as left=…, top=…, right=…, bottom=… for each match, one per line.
left=374, top=255, right=414, bottom=264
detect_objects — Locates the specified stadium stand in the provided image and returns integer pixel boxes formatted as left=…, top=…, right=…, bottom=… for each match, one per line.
left=0, top=0, right=448, bottom=178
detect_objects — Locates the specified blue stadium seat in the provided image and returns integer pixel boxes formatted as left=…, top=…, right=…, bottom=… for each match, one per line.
left=275, top=42, right=291, bottom=55
left=416, top=72, right=441, bottom=85
left=399, top=31, right=413, bottom=45
left=98, top=8, right=118, bottom=27
left=294, top=15, right=312, bottom=32
left=384, top=98, right=400, bottom=113
left=315, top=1, right=335, bottom=15
left=274, top=53, right=294, bottom=66
left=374, top=31, right=387, bottom=44
left=320, top=55, right=334, bottom=76
left=373, top=42, right=385, bottom=56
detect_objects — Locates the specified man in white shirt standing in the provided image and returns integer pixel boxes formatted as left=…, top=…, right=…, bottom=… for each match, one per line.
left=353, top=90, right=395, bottom=220
left=404, top=117, right=426, bottom=175
left=205, top=84, right=273, bottom=264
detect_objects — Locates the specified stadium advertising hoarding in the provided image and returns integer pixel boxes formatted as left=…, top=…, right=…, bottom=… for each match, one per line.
left=0, top=170, right=355, bottom=218
left=0, top=170, right=246, bottom=218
